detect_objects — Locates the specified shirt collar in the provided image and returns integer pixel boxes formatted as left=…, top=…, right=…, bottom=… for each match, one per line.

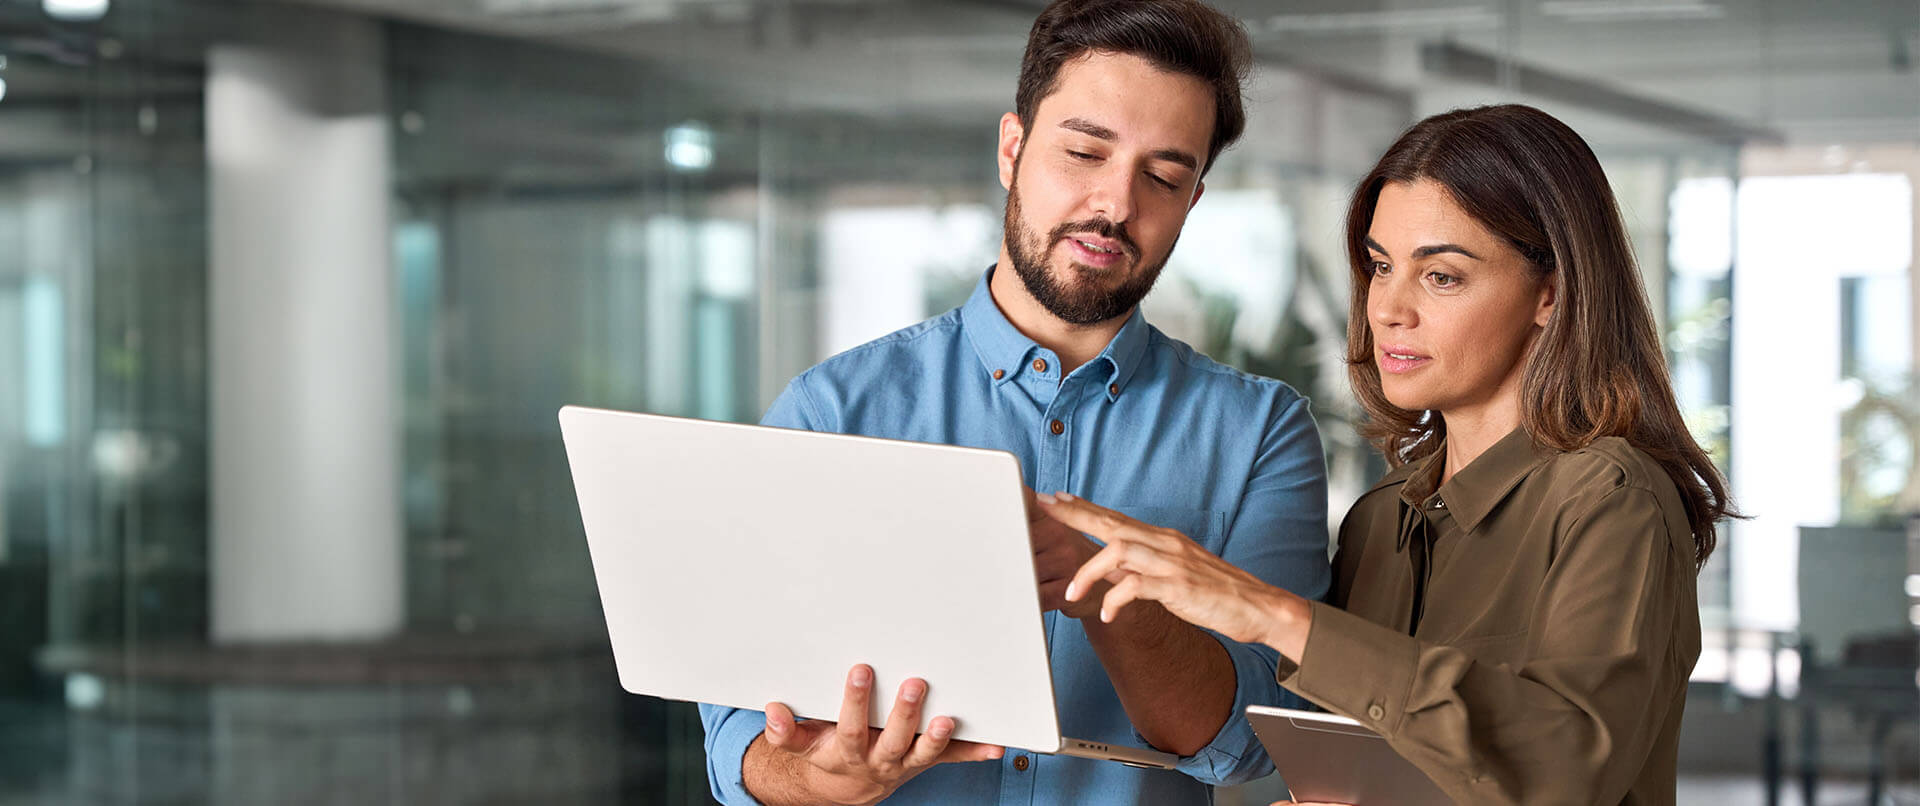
left=960, top=266, right=1152, bottom=398
left=1399, top=427, right=1558, bottom=534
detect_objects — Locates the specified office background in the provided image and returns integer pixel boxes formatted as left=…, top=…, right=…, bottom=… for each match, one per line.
left=0, top=0, right=1915, bottom=803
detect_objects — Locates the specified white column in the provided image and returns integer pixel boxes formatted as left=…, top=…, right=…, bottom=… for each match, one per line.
left=207, top=13, right=400, bottom=642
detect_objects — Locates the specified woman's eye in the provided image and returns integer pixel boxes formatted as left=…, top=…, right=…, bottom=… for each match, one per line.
left=1427, top=271, right=1459, bottom=287
left=1369, top=261, right=1391, bottom=276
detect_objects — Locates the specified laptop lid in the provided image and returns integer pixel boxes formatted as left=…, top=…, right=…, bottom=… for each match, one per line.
left=559, top=405, right=1063, bottom=751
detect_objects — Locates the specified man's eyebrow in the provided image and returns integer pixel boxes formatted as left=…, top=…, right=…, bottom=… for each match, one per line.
left=1057, top=118, right=1200, bottom=171
left=1147, top=148, right=1198, bottom=171
left=1058, top=117, right=1117, bottom=141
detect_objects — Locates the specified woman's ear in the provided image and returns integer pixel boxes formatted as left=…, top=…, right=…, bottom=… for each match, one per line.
left=1534, top=274, right=1557, bottom=328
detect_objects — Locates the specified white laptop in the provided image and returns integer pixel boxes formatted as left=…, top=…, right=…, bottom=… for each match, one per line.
left=558, top=405, right=1177, bottom=769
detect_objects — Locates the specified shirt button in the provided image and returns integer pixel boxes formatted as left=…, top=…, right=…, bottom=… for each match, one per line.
left=1032, top=358, right=1048, bottom=373
left=1049, top=420, right=1065, bottom=436
left=1367, top=703, right=1386, bottom=721
left=992, top=369, right=1005, bottom=380
left=1108, top=383, right=1119, bottom=396
left=1013, top=755, right=1030, bottom=771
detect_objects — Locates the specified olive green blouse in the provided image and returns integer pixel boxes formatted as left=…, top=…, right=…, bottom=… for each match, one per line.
left=1276, top=428, right=1701, bottom=805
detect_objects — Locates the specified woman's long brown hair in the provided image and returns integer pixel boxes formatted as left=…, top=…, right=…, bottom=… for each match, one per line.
left=1343, top=104, right=1733, bottom=566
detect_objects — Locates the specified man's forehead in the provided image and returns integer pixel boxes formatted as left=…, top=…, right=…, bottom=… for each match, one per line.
left=1031, top=52, right=1214, bottom=153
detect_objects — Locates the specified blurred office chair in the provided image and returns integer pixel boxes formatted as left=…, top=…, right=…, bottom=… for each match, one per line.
left=1794, top=524, right=1919, bottom=806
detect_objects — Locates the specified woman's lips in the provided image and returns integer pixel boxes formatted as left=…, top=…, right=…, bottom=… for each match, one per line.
left=1378, top=346, right=1431, bottom=374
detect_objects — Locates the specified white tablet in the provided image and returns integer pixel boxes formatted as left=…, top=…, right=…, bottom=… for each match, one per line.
left=1245, top=705, right=1450, bottom=804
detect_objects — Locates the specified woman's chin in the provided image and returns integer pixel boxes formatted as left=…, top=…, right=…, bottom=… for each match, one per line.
left=1379, top=386, right=1428, bottom=413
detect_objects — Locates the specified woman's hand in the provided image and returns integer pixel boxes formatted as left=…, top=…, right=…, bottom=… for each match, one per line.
left=1038, top=492, right=1310, bottom=656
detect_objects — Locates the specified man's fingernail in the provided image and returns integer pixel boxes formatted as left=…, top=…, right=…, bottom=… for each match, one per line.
left=1056, top=491, right=1076, bottom=501
left=930, top=720, right=951, bottom=739
left=851, top=667, right=870, bottom=688
left=1035, top=492, right=1057, bottom=505
left=768, top=720, right=786, bottom=736
left=903, top=681, right=924, bottom=703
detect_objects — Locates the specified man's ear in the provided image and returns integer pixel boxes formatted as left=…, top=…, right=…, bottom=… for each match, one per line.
left=998, top=112, right=1025, bottom=191
left=1188, top=179, right=1206, bottom=212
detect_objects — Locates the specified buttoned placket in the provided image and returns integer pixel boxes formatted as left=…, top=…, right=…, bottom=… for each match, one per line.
left=998, top=348, right=1079, bottom=802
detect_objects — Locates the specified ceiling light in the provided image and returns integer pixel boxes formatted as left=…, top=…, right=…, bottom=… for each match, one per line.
left=1264, top=7, right=1500, bottom=35
left=664, top=122, right=714, bottom=172
left=1540, top=1, right=1724, bottom=21
left=44, top=0, right=109, bottom=22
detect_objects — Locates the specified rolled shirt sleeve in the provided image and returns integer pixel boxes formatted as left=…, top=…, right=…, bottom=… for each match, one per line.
left=699, top=704, right=770, bottom=805
left=1278, top=485, right=1695, bottom=804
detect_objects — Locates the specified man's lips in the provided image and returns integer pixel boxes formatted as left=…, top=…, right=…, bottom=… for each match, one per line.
left=1063, top=232, right=1125, bottom=255
left=1059, top=232, right=1130, bottom=267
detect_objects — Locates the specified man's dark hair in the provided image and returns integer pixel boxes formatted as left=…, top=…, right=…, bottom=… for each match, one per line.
left=1016, top=0, right=1252, bottom=175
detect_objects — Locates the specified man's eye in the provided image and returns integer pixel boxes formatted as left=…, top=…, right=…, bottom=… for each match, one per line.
left=1148, top=174, right=1178, bottom=190
left=1068, top=151, right=1098, bottom=161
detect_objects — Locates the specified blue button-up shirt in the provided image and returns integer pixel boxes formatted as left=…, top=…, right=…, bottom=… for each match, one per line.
left=700, top=270, right=1331, bottom=805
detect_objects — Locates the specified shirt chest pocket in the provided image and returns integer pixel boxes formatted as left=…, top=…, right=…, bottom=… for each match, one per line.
left=1109, top=505, right=1229, bottom=552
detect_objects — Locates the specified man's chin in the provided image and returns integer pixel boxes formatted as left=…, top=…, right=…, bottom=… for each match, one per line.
left=1055, top=260, right=1133, bottom=287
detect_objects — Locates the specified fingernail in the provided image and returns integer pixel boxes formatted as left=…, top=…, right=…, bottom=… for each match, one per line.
left=1100, top=608, right=1112, bottom=623
left=903, top=680, right=924, bottom=704
left=851, top=667, right=870, bottom=688
left=989, top=746, right=1005, bottom=759
left=1064, top=581, right=1079, bottom=601
left=767, top=719, right=786, bottom=736
left=930, top=719, right=951, bottom=739
left=1056, top=491, right=1076, bottom=501
left=1035, top=492, right=1057, bottom=505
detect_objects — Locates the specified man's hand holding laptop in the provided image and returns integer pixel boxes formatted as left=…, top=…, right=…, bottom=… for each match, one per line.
left=753, top=663, right=1004, bottom=806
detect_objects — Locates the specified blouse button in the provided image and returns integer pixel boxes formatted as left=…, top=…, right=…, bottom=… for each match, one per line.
left=1367, top=703, right=1386, bottom=721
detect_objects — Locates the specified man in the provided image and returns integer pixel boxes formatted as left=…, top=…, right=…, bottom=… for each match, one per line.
left=699, top=1, right=1330, bottom=803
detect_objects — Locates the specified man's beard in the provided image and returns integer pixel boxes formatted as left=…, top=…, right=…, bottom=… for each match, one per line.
left=1002, top=170, right=1174, bottom=326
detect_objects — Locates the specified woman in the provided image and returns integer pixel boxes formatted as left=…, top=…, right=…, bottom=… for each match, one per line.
left=1039, top=104, right=1734, bottom=805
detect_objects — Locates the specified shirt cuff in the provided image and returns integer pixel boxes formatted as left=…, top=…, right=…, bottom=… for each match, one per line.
left=1135, top=632, right=1283, bottom=787
left=698, top=703, right=769, bottom=806
left=1276, top=601, right=1421, bottom=738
